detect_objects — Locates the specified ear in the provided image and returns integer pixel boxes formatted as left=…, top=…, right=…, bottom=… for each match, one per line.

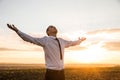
left=46, top=30, right=50, bottom=36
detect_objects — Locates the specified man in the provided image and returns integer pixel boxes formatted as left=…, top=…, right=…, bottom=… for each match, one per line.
left=7, top=24, right=86, bottom=80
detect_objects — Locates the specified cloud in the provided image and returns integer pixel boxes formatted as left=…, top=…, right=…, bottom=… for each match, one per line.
left=85, top=28, right=120, bottom=44
left=0, top=47, right=27, bottom=51
left=82, top=28, right=120, bottom=52
left=0, top=47, right=42, bottom=51
left=87, top=28, right=120, bottom=35
left=102, top=42, right=120, bottom=51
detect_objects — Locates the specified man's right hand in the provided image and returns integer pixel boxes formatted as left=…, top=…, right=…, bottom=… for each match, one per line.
left=7, top=24, right=18, bottom=32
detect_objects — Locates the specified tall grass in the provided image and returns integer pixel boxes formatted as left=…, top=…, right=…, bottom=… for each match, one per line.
left=0, top=66, right=120, bottom=80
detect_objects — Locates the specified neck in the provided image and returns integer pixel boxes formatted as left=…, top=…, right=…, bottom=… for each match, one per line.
left=49, top=34, right=57, bottom=37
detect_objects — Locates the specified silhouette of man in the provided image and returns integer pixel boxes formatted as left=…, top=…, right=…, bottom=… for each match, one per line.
left=7, top=24, right=86, bottom=80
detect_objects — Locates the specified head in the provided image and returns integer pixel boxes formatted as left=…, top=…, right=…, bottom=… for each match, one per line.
left=46, top=25, right=58, bottom=36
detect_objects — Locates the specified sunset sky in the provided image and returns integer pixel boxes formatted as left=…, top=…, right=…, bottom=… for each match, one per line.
left=0, top=0, right=120, bottom=64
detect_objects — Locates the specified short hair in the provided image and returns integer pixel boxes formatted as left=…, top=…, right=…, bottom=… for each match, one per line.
left=46, top=25, right=55, bottom=36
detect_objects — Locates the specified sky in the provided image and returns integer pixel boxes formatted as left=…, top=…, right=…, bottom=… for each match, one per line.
left=0, top=0, right=120, bottom=64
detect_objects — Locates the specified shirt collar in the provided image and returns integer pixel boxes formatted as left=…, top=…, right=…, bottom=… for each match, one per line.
left=49, top=36, right=57, bottom=39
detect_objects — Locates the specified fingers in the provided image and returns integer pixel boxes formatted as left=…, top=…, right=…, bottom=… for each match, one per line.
left=7, top=24, right=13, bottom=29
left=7, top=24, right=10, bottom=27
left=7, top=24, right=17, bottom=32
left=12, top=24, right=16, bottom=29
left=82, top=37, right=86, bottom=41
left=7, top=24, right=11, bottom=28
left=12, top=24, right=15, bottom=28
left=80, top=37, right=86, bottom=41
left=7, top=24, right=14, bottom=28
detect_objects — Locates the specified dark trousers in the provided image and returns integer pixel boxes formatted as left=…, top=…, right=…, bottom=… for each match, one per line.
left=45, top=69, right=65, bottom=80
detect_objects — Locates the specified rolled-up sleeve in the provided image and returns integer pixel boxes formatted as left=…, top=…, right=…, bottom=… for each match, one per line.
left=17, top=31, right=46, bottom=47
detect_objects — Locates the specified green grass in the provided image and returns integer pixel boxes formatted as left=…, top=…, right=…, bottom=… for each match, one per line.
left=0, top=65, right=120, bottom=80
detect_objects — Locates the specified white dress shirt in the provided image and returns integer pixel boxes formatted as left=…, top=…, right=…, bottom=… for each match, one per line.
left=17, top=31, right=81, bottom=70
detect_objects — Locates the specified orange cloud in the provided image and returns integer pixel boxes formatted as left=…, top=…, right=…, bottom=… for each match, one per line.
left=87, top=28, right=120, bottom=35
left=102, top=42, right=120, bottom=51
left=0, top=47, right=26, bottom=51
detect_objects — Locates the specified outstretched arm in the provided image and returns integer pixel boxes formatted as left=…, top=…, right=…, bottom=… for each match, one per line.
left=7, top=24, right=45, bottom=47
left=72, top=37, right=86, bottom=46
left=64, top=37, right=86, bottom=48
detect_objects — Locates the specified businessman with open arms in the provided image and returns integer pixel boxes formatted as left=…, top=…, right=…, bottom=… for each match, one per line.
left=7, top=24, right=86, bottom=80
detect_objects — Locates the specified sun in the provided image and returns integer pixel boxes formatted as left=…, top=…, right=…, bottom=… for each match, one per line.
left=64, top=31, right=109, bottom=64
left=69, top=43, right=106, bottom=64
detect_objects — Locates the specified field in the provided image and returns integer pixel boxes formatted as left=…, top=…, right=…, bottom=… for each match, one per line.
left=0, top=64, right=120, bottom=80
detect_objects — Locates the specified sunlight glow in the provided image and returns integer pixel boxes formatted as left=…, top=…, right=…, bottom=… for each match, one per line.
left=68, top=42, right=107, bottom=64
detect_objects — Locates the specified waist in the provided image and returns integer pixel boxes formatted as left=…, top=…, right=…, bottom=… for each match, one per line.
left=45, top=61, right=64, bottom=70
left=46, top=69, right=64, bottom=73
